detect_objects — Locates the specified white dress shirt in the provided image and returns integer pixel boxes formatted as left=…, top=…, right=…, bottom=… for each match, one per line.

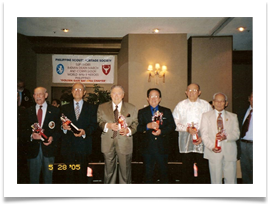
left=173, top=98, right=212, bottom=153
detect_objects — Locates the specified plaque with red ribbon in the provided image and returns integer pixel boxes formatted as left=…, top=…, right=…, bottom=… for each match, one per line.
left=60, top=114, right=81, bottom=134
left=31, top=123, right=49, bottom=142
left=152, top=110, right=163, bottom=133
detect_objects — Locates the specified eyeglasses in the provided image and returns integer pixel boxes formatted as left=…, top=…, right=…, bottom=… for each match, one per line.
left=73, top=88, right=83, bottom=92
left=187, top=89, right=198, bottom=92
left=149, top=95, right=159, bottom=99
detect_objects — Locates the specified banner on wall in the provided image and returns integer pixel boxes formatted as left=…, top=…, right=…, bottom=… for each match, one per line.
left=52, top=55, right=115, bottom=84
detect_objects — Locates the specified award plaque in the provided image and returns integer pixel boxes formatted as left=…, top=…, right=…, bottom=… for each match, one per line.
left=31, top=123, right=49, bottom=142
left=152, top=110, right=163, bottom=133
left=60, top=114, right=81, bottom=134
left=118, top=114, right=128, bottom=129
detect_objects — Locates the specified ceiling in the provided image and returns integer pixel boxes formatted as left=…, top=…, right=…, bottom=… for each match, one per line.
left=17, top=17, right=252, bottom=51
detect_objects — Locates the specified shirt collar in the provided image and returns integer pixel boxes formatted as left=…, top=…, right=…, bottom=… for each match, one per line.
left=36, top=101, right=47, bottom=109
left=215, top=109, right=225, bottom=117
left=112, top=101, right=122, bottom=111
left=150, top=105, right=159, bottom=111
left=187, top=98, right=200, bottom=103
left=73, top=99, right=83, bottom=108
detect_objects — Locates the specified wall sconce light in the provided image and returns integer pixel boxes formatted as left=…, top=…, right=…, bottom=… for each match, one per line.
left=148, top=63, right=167, bottom=84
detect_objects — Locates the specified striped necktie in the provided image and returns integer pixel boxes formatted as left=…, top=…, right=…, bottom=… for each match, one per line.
left=217, top=113, right=223, bottom=131
left=75, top=102, right=80, bottom=120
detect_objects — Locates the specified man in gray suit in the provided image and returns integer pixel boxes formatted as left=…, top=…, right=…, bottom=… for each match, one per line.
left=97, top=85, right=138, bottom=184
left=201, top=92, right=240, bottom=184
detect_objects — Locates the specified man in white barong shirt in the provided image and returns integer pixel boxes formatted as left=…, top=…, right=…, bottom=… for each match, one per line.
left=173, top=83, right=212, bottom=183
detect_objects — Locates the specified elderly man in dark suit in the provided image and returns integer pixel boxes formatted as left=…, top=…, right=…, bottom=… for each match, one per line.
left=61, top=82, right=97, bottom=184
left=23, top=87, right=61, bottom=184
left=97, top=85, right=138, bottom=184
left=137, top=88, right=176, bottom=184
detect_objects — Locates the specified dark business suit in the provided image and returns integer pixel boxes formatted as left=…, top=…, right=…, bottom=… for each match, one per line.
left=137, top=105, right=176, bottom=183
left=24, top=104, right=61, bottom=158
left=60, top=100, right=97, bottom=183
left=23, top=103, right=61, bottom=183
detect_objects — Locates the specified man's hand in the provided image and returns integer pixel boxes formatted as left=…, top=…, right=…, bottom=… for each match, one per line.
left=147, top=122, right=159, bottom=131
left=119, top=128, right=129, bottom=136
left=43, top=136, right=53, bottom=146
left=193, top=136, right=202, bottom=145
left=107, top=123, right=120, bottom=132
left=32, top=132, right=42, bottom=140
left=212, top=147, right=222, bottom=153
left=62, top=123, right=71, bottom=131
left=74, top=129, right=85, bottom=137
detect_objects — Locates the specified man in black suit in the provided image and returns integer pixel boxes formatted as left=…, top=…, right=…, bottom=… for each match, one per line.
left=61, top=82, right=97, bottom=184
left=23, top=87, right=61, bottom=184
left=137, top=88, right=176, bottom=183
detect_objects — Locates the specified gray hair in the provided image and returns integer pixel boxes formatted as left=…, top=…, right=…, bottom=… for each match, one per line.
left=72, top=82, right=86, bottom=91
left=110, top=85, right=125, bottom=93
left=213, top=92, right=228, bottom=101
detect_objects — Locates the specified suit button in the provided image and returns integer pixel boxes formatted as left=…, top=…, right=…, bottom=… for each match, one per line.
left=155, top=137, right=157, bottom=140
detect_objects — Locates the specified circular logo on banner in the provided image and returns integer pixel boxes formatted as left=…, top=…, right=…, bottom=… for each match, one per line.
left=56, top=64, right=64, bottom=75
left=24, top=96, right=29, bottom=101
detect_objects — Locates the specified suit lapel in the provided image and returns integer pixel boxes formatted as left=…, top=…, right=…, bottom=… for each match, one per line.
left=120, top=102, right=128, bottom=118
left=69, top=101, right=77, bottom=122
left=224, top=110, right=230, bottom=130
left=108, top=101, right=115, bottom=122
left=146, top=106, right=153, bottom=122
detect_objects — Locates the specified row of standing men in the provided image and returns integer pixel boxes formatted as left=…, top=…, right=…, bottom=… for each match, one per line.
left=17, top=81, right=253, bottom=184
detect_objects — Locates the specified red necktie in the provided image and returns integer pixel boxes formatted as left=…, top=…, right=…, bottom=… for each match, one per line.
left=217, top=113, right=223, bottom=131
left=37, top=106, right=43, bottom=126
left=112, top=105, right=118, bottom=138
left=241, top=109, right=253, bottom=138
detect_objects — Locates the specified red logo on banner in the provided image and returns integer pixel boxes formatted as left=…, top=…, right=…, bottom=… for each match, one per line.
left=102, top=65, right=111, bottom=75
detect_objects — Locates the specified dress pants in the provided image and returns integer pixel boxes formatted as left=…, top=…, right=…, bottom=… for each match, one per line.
left=181, top=153, right=211, bottom=184
left=28, top=144, right=54, bottom=184
left=240, top=141, right=253, bottom=184
left=103, top=138, right=132, bottom=184
left=63, top=153, right=88, bottom=184
left=208, top=158, right=237, bottom=184
left=143, top=153, right=168, bottom=184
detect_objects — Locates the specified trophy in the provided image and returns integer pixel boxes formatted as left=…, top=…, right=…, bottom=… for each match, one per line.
left=152, top=110, right=163, bottom=133
left=118, top=114, right=128, bottom=129
left=31, top=123, right=49, bottom=142
left=60, top=114, right=81, bottom=134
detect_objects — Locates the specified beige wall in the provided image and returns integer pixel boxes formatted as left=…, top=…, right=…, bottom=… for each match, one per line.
left=120, top=34, right=188, bottom=111
left=118, top=35, right=129, bottom=102
left=190, top=36, right=233, bottom=111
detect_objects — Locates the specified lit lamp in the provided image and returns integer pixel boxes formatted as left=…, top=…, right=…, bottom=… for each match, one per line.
left=148, top=63, right=167, bottom=84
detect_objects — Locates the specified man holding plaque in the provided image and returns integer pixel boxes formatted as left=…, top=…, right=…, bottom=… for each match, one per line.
left=200, top=92, right=240, bottom=184
left=172, top=83, right=212, bottom=184
left=97, top=85, right=138, bottom=184
left=61, top=82, right=97, bottom=184
left=23, top=87, right=61, bottom=184
left=137, top=88, right=175, bottom=183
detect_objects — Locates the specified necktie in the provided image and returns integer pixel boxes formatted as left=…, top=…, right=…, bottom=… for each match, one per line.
left=37, top=106, right=43, bottom=126
left=241, top=109, right=253, bottom=138
left=75, top=102, right=80, bottom=120
left=217, top=113, right=223, bottom=131
left=113, top=105, right=118, bottom=138
left=153, top=108, right=156, bottom=115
